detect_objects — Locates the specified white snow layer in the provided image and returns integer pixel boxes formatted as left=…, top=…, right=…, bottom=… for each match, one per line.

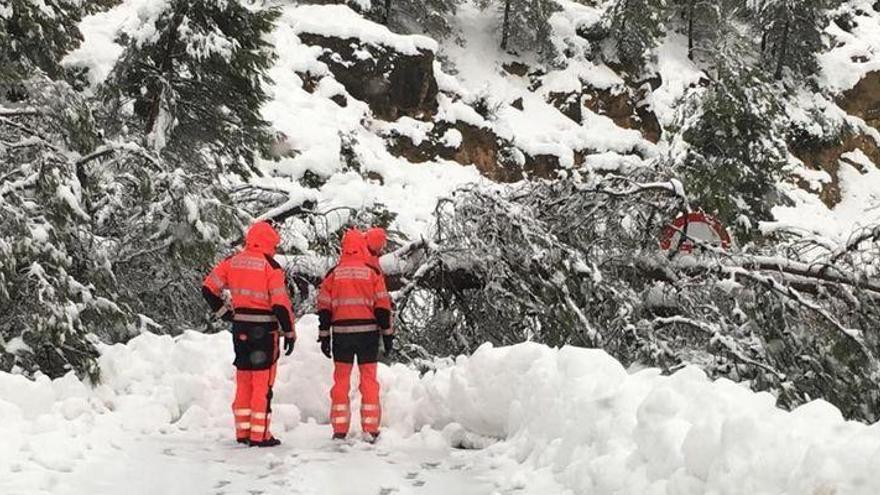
left=287, top=4, right=438, bottom=55
left=819, top=0, right=880, bottom=93
left=3, top=317, right=880, bottom=495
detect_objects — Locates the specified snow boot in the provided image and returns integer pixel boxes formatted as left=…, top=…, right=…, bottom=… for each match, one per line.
left=250, top=437, right=282, bottom=448
left=332, top=433, right=347, bottom=441
left=236, top=438, right=250, bottom=445
left=365, top=432, right=380, bottom=444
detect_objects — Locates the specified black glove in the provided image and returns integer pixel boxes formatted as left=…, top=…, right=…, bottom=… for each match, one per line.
left=284, top=336, right=295, bottom=356
left=319, top=336, right=332, bottom=359
left=382, top=334, right=394, bottom=355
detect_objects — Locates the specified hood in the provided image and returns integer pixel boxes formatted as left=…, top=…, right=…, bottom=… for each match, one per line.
left=364, top=227, right=387, bottom=255
left=340, top=228, right=368, bottom=263
left=245, top=221, right=281, bottom=255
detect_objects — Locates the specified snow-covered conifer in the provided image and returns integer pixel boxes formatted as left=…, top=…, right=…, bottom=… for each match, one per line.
left=0, top=0, right=83, bottom=82
left=477, top=0, right=561, bottom=56
left=369, top=0, right=462, bottom=38
left=603, top=0, right=665, bottom=66
left=102, top=0, right=280, bottom=175
left=748, top=0, right=830, bottom=79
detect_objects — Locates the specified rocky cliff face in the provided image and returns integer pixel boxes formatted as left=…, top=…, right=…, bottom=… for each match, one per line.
left=298, top=33, right=439, bottom=121
left=841, top=71, right=880, bottom=131
left=788, top=70, right=880, bottom=208
left=292, top=14, right=659, bottom=184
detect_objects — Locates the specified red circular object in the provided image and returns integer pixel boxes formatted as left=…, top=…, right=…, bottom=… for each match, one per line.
left=659, top=212, right=731, bottom=253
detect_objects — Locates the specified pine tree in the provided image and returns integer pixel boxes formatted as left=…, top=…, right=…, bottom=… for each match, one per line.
left=669, top=0, right=722, bottom=61
left=604, top=0, right=665, bottom=67
left=0, top=0, right=83, bottom=83
left=673, top=33, right=787, bottom=239
left=102, top=0, right=280, bottom=175
left=0, top=81, right=126, bottom=380
left=477, top=0, right=561, bottom=56
left=748, top=0, right=830, bottom=79
left=369, top=0, right=462, bottom=38
left=98, top=0, right=272, bottom=329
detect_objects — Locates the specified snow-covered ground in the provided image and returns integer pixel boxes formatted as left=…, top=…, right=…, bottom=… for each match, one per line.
left=4, top=316, right=880, bottom=495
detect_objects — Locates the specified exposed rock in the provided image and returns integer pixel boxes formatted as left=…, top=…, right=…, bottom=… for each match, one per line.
left=581, top=85, right=661, bottom=143
left=840, top=71, right=880, bottom=130
left=299, top=33, right=438, bottom=121
left=523, top=153, right=563, bottom=179
left=330, top=94, right=348, bottom=107
left=503, top=61, right=530, bottom=77
left=511, top=97, right=524, bottom=111
left=790, top=130, right=880, bottom=207
left=297, top=71, right=321, bottom=93
left=547, top=91, right=583, bottom=124
left=386, top=120, right=572, bottom=182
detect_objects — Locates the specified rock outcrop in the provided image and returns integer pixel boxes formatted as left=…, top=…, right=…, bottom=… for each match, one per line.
left=545, top=80, right=662, bottom=144
left=789, top=70, right=880, bottom=207
left=840, top=71, right=880, bottom=131
left=790, top=130, right=880, bottom=207
left=298, top=33, right=439, bottom=121
left=386, top=120, right=578, bottom=182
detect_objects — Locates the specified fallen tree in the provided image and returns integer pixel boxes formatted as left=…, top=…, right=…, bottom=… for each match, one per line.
left=377, top=176, right=880, bottom=422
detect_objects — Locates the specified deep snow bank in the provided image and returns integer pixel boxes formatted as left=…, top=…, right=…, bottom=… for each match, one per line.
left=3, top=317, right=880, bottom=494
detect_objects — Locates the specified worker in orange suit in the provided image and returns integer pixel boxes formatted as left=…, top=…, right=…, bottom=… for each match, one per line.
left=317, top=229, right=392, bottom=442
left=201, top=221, right=296, bottom=448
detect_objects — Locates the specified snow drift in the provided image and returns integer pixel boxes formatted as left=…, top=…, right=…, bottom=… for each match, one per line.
left=3, top=316, right=880, bottom=494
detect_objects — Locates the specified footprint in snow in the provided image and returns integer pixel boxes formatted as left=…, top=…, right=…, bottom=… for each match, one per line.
left=378, top=488, right=399, bottom=495
left=420, top=462, right=440, bottom=470
left=213, top=481, right=231, bottom=489
left=162, top=448, right=176, bottom=457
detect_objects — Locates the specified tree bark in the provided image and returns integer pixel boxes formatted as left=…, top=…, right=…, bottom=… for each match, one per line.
left=687, top=0, right=694, bottom=60
left=146, top=8, right=185, bottom=136
left=384, top=0, right=392, bottom=25
left=774, top=18, right=790, bottom=80
left=501, top=0, right=511, bottom=51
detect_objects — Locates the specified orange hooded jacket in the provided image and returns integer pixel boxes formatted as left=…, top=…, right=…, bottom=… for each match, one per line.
left=202, top=222, right=295, bottom=339
left=317, top=229, right=392, bottom=338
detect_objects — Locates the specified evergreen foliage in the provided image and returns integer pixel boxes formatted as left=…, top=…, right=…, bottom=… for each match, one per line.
left=0, top=0, right=83, bottom=83
left=369, top=0, right=462, bottom=38
left=1, top=81, right=123, bottom=380
left=603, top=0, right=665, bottom=67
left=748, top=0, right=832, bottom=79
left=669, top=0, right=723, bottom=61
left=477, top=0, right=561, bottom=56
left=393, top=178, right=880, bottom=422
left=1, top=0, right=279, bottom=379
left=102, top=0, right=280, bottom=175
left=674, top=39, right=787, bottom=239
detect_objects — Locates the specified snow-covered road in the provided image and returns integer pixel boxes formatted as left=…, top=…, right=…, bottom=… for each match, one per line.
left=5, top=316, right=880, bottom=494
left=40, top=423, right=528, bottom=495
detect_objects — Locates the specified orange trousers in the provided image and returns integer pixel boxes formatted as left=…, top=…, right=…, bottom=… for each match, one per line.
left=330, top=362, right=381, bottom=434
left=232, top=364, right=277, bottom=442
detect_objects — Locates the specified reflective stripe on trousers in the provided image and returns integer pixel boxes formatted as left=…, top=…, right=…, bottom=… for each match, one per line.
left=330, top=363, right=353, bottom=434
left=233, top=313, right=277, bottom=324
left=332, top=324, right=378, bottom=334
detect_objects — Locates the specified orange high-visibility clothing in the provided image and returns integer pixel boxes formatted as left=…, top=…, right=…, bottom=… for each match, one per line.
left=202, top=221, right=294, bottom=443
left=364, top=227, right=387, bottom=274
left=318, top=229, right=391, bottom=436
left=317, top=230, right=391, bottom=337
